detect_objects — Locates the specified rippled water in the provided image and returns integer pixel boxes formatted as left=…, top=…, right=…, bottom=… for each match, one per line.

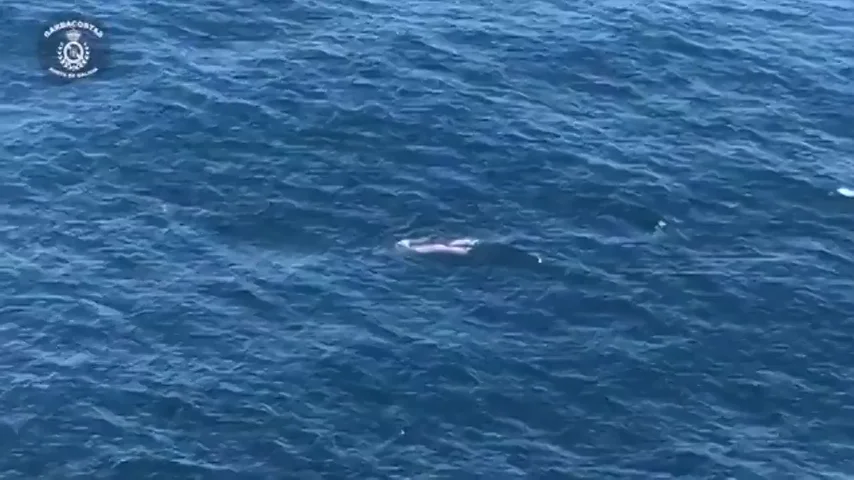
left=2, top=0, right=854, bottom=478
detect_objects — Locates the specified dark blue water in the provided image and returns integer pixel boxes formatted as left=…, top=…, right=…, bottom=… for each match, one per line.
left=2, top=0, right=854, bottom=478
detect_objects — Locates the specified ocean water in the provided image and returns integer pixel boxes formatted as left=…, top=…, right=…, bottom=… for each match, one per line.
left=2, top=0, right=854, bottom=478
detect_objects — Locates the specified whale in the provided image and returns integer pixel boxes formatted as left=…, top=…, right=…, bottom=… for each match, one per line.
left=396, top=237, right=542, bottom=266
left=396, top=237, right=479, bottom=255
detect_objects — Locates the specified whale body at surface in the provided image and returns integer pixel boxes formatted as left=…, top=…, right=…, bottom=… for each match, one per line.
left=396, top=237, right=542, bottom=266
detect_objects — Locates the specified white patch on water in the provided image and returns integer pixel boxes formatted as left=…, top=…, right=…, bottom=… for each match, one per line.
left=837, top=187, right=854, bottom=197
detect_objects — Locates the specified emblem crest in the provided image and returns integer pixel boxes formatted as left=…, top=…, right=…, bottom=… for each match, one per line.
left=38, top=16, right=107, bottom=80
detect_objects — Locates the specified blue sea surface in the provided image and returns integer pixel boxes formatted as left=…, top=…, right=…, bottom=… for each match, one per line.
left=2, top=0, right=854, bottom=478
